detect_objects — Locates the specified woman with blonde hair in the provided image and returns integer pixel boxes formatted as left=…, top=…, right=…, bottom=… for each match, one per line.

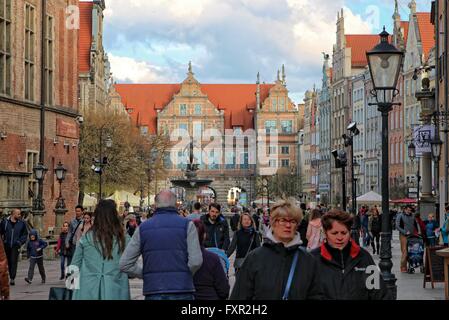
left=231, top=198, right=322, bottom=300
left=226, top=212, right=261, bottom=272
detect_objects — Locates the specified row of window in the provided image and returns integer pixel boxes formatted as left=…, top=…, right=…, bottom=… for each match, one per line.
left=265, top=120, right=293, bottom=134
left=270, top=97, right=288, bottom=112
left=179, top=104, right=202, bottom=116
left=0, top=1, right=53, bottom=104
left=390, top=142, right=404, bottom=165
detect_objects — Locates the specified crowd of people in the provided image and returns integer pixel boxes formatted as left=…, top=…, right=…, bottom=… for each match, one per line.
left=0, top=192, right=448, bottom=301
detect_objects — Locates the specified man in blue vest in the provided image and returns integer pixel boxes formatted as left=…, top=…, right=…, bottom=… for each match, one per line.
left=120, top=190, right=203, bottom=300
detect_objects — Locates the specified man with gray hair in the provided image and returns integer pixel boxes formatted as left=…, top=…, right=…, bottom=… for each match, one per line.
left=120, top=190, right=203, bottom=300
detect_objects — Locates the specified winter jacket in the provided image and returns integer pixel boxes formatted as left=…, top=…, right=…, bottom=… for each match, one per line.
left=297, top=219, right=309, bottom=248
left=230, top=232, right=323, bottom=300
left=368, top=215, right=382, bottom=235
left=119, top=207, right=203, bottom=297
left=0, top=239, right=9, bottom=300
left=0, top=217, right=28, bottom=248
left=226, top=228, right=261, bottom=259
left=55, top=232, right=69, bottom=257
left=66, top=217, right=83, bottom=248
left=26, top=230, right=48, bottom=258
left=193, top=247, right=230, bottom=300
left=415, top=217, right=427, bottom=240
left=395, top=212, right=415, bottom=236
left=306, top=219, right=324, bottom=251
left=71, top=232, right=130, bottom=300
left=201, top=214, right=230, bottom=251
left=230, top=214, right=240, bottom=232
left=311, top=241, right=392, bottom=300
left=442, top=213, right=449, bottom=244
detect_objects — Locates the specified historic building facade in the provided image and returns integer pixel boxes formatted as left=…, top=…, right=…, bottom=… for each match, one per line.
left=115, top=65, right=300, bottom=206
left=0, top=0, right=79, bottom=235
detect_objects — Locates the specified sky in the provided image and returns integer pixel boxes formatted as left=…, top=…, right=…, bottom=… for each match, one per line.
left=101, top=0, right=432, bottom=104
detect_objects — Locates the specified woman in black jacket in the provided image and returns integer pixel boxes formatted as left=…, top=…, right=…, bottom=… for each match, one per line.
left=227, top=212, right=261, bottom=272
left=230, top=199, right=323, bottom=300
left=311, top=209, right=392, bottom=300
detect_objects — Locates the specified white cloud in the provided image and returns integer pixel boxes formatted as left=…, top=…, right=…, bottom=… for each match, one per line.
left=108, top=54, right=175, bottom=83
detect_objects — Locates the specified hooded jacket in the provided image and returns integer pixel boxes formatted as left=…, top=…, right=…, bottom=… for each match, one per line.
left=311, top=240, right=392, bottom=300
left=201, top=214, right=230, bottom=251
left=230, top=231, right=323, bottom=300
left=26, top=230, right=48, bottom=259
left=0, top=217, right=28, bottom=248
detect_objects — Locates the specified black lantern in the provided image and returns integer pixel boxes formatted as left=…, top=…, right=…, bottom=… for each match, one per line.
left=33, top=163, right=48, bottom=181
left=408, top=141, right=416, bottom=160
left=54, top=161, right=67, bottom=182
left=431, top=136, right=443, bottom=160
left=353, top=161, right=361, bottom=176
left=367, top=28, right=404, bottom=102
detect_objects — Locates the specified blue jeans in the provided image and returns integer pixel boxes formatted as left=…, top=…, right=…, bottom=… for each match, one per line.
left=145, top=293, right=195, bottom=300
left=60, top=255, right=67, bottom=277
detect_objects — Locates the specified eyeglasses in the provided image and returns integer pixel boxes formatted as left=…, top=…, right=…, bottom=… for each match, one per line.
left=276, top=218, right=298, bottom=226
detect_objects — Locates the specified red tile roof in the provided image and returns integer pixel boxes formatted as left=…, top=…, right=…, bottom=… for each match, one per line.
left=401, top=21, right=409, bottom=46
left=415, top=12, right=435, bottom=60
left=79, top=2, right=93, bottom=73
left=115, top=84, right=275, bottom=134
left=345, top=35, right=380, bottom=68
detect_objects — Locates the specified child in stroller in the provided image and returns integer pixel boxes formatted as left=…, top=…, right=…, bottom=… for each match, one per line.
left=407, top=234, right=424, bottom=273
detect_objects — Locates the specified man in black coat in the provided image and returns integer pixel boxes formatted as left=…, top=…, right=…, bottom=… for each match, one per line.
left=0, top=209, right=28, bottom=285
left=201, top=203, right=230, bottom=251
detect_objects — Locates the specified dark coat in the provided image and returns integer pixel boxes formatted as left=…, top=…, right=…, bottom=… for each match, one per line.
left=0, top=239, right=9, bottom=300
left=26, top=230, right=48, bottom=258
left=193, top=248, right=230, bottom=300
left=201, top=214, right=230, bottom=251
left=226, top=228, right=261, bottom=259
left=230, top=238, right=323, bottom=300
left=297, top=219, right=308, bottom=247
left=311, top=240, right=392, bottom=300
left=0, top=218, right=28, bottom=248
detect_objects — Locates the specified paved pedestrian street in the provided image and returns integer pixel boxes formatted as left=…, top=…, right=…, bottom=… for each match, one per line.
left=9, top=231, right=444, bottom=300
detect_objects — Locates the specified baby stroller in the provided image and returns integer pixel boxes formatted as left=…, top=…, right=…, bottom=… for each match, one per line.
left=407, top=235, right=424, bottom=273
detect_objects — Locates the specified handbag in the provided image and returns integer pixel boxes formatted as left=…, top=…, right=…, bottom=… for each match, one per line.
left=282, top=249, right=300, bottom=300
left=49, top=287, right=73, bottom=300
left=234, top=233, right=256, bottom=270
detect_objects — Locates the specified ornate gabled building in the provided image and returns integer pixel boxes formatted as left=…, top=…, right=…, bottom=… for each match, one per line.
left=115, top=64, right=300, bottom=206
left=78, top=0, right=112, bottom=115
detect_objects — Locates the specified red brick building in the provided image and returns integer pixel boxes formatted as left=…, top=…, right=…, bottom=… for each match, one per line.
left=0, top=0, right=80, bottom=236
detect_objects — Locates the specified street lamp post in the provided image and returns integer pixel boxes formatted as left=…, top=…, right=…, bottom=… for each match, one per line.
left=53, top=161, right=68, bottom=236
left=92, top=129, right=112, bottom=202
left=262, top=177, right=270, bottom=211
left=351, top=161, right=361, bottom=244
left=366, top=27, right=404, bottom=299
left=33, top=163, right=48, bottom=236
left=332, top=149, right=348, bottom=211
left=431, top=137, right=443, bottom=222
left=408, top=142, right=421, bottom=210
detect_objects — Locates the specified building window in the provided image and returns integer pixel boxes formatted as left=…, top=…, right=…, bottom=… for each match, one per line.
left=44, top=15, right=53, bottom=105
left=271, top=98, right=277, bottom=112
left=25, top=3, right=35, bottom=101
left=225, top=151, right=235, bottom=169
left=279, top=98, right=285, bottom=111
left=194, top=104, right=201, bottom=115
left=281, top=159, right=289, bottom=167
left=234, top=126, right=242, bottom=135
left=281, top=120, right=293, bottom=133
left=268, top=146, right=277, bottom=155
left=140, top=126, right=148, bottom=135
left=179, top=104, right=187, bottom=115
left=0, top=0, right=11, bottom=96
left=27, top=151, right=38, bottom=205
left=209, top=150, right=219, bottom=170
left=240, top=152, right=249, bottom=169
left=179, top=123, right=188, bottom=133
left=163, top=152, right=172, bottom=169
left=269, top=159, right=277, bottom=168
left=281, top=146, right=289, bottom=154
left=193, top=122, right=202, bottom=138
left=265, top=120, right=276, bottom=134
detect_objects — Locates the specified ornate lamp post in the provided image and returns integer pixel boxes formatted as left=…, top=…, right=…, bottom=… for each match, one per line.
left=366, top=27, right=404, bottom=299
left=332, top=149, right=347, bottom=211
left=408, top=141, right=421, bottom=209
left=431, top=137, right=443, bottom=222
left=54, top=161, right=68, bottom=236
left=33, top=163, right=48, bottom=236
left=351, top=161, right=361, bottom=244
left=92, top=131, right=112, bottom=202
